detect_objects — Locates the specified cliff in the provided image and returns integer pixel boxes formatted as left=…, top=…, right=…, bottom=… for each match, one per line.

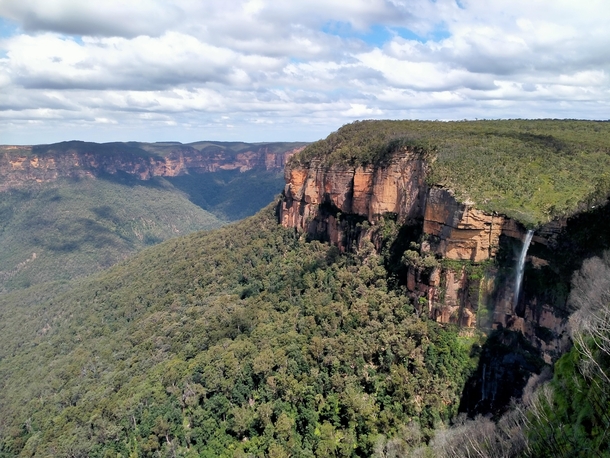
left=281, top=147, right=523, bottom=260
left=280, top=146, right=575, bottom=365
left=0, top=141, right=306, bottom=191
left=280, top=151, right=427, bottom=242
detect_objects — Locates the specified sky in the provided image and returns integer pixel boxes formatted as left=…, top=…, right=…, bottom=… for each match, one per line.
left=0, top=0, right=609, bottom=145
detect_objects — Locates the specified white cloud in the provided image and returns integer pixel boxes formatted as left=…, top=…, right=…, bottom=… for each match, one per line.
left=0, top=0, right=609, bottom=144
left=3, top=32, right=276, bottom=90
left=341, top=103, right=383, bottom=116
left=357, top=49, right=497, bottom=91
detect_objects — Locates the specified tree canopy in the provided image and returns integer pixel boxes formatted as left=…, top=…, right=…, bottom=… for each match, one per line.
left=291, top=119, right=610, bottom=226
left=0, top=205, right=478, bottom=457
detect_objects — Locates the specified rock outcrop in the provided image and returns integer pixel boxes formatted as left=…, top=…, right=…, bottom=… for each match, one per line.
left=0, top=142, right=306, bottom=191
left=280, top=152, right=427, bottom=247
left=424, top=187, right=515, bottom=262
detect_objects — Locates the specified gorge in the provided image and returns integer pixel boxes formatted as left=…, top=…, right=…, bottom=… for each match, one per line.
left=0, top=139, right=305, bottom=292
left=1, top=119, right=610, bottom=456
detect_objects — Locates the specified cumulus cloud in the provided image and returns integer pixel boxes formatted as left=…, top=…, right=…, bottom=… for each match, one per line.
left=3, top=32, right=282, bottom=90
left=0, top=0, right=183, bottom=37
left=0, top=0, right=609, bottom=144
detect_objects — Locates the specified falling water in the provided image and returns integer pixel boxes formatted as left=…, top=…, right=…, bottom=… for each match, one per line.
left=514, top=229, right=534, bottom=308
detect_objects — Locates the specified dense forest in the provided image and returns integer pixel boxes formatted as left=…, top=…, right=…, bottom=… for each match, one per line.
left=0, top=205, right=478, bottom=457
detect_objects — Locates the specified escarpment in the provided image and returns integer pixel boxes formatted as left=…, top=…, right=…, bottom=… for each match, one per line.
left=278, top=124, right=610, bottom=415
left=279, top=147, right=581, bottom=367
left=280, top=152, right=428, bottom=239
left=281, top=150, right=526, bottom=263
left=0, top=141, right=306, bottom=191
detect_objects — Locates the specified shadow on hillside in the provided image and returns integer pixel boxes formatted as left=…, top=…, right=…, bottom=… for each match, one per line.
left=94, top=168, right=285, bottom=222
left=489, top=131, right=570, bottom=154
left=166, top=169, right=284, bottom=221
left=30, top=216, right=129, bottom=253
left=460, top=200, right=610, bottom=417
left=96, top=171, right=169, bottom=189
left=520, top=198, right=610, bottom=320
left=459, top=329, right=546, bottom=417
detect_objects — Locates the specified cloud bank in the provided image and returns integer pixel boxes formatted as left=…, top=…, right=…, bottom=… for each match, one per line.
left=0, top=0, right=609, bottom=143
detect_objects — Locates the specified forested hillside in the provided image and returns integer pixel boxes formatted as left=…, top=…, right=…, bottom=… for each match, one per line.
left=0, top=205, right=477, bottom=457
left=0, top=174, right=223, bottom=293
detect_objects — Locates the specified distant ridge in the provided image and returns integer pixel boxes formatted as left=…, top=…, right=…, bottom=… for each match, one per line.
left=0, top=140, right=307, bottom=191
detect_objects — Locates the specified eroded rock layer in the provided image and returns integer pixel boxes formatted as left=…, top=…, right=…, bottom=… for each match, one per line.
left=0, top=143, right=305, bottom=191
left=281, top=152, right=428, bottom=247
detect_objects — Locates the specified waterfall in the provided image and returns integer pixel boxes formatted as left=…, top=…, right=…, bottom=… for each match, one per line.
left=514, top=229, right=534, bottom=308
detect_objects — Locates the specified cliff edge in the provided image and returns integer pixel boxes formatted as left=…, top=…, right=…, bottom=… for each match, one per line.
left=280, top=120, right=610, bottom=370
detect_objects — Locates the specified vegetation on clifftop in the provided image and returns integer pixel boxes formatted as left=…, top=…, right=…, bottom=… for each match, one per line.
left=290, top=119, right=610, bottom=226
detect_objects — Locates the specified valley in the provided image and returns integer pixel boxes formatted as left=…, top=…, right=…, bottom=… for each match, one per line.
left=0, top=140, right=305, bottom=292
left=1, top=120, right=610, bottom=456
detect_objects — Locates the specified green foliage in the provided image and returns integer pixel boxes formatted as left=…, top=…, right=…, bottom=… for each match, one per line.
left=0, top=205, right=476, bottom=456
left=439, top=259, right=491, bottom=281
left=0, top=174, right=223, bottom=292
left=166, top=169, right=285, bottom=221
left=290, top=119, right=610, bottom=226
left=525, top=345, right=610, bottom=457
left=401, top=250, right=439, bottom=271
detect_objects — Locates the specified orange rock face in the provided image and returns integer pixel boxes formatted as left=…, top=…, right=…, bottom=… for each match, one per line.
left=423, top=188, right=506, bottom=262
left=0, top=144, right=304, bottom=191
left=280, top=152, right=428, bottom=249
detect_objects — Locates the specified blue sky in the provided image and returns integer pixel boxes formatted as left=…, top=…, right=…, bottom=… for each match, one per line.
left=0, top=0, right=609, bottom=145
left=0, top=17, right=17, bottom=38
left=323, top=23, right=450, bottom=47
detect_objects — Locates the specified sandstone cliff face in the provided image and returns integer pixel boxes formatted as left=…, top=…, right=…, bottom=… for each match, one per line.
left=0, top=143, right=305, bottom=191
left=424, top=187, right=511, bottom=262
left=280, top=151, right=571, bottom=362
left=281, top=154, right=526, bottom=262
left=281, top=152, right=428, bottom=248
